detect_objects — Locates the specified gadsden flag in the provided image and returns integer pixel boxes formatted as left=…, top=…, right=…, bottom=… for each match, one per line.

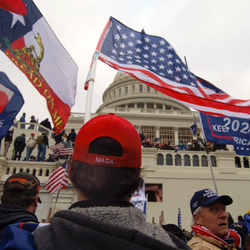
left=0, top=0, right=78, bottom=132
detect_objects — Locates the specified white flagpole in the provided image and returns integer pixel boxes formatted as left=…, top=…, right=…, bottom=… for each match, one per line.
left=84, top=51, right=99, bottom=124
left=184, top=56, right=218, bottom=193
left=198, top=111, right=219, bottom=194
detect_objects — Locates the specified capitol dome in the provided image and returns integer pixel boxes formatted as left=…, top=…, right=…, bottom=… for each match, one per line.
left=96, top=72, right=190, bottom=114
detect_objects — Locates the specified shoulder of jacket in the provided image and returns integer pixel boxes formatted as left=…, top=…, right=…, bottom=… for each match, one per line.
left=188, top=235, right=217, bottom=250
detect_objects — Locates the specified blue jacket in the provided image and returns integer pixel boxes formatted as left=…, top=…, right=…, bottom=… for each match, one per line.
left=244, top=214, right=250, bottom=233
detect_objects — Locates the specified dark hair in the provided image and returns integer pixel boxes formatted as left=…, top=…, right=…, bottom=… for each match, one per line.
left=1, top=183, right=36, bottom=208
left=69, top=160, right=143, bottom=200
left=238, top=215, right=244, bottom=222
left=227, top=212, right=234, bottom=227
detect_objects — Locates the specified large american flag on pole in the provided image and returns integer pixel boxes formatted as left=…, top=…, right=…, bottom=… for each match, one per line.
left=44, top=161, right=69, bottom=194
left=96, top=17, right=250, bottom=119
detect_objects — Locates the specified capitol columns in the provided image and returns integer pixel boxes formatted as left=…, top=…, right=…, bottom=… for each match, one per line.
left=155, top=126, right=160, bottom=140
left=0, top=157, right=7, bottom=179
left=174, top=127, right=179, bottom=145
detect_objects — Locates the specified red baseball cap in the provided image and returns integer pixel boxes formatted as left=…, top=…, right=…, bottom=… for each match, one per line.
left=73, top=113, right=141, bottom=168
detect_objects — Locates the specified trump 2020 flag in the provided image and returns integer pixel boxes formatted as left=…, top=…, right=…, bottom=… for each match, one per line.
left=0, top=0, right=78, bottom=133
left=96, top=17, right=250, bottom=119
left=199, top=112, right=250, bottom=156
left=0, top=71, right=24, bottom=139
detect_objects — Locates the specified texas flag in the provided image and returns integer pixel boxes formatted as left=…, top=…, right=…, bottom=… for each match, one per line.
left=0, top=71, right=24, bottom=139
left=0, top=0, right=78, bottom=133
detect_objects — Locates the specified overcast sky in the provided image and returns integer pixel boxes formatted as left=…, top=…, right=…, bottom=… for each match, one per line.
left=1, top=0, right=250, bottom=123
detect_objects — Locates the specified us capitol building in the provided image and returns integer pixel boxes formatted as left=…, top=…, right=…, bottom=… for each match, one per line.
left=0, top=72, right=249, bottom=230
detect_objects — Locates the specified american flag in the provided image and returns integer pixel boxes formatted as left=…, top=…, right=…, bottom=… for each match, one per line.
left=49, top=141, right=73, bottom=159
left=96, top=17, right=250, bottom=119
left=44, top=161, right=69, bottom=194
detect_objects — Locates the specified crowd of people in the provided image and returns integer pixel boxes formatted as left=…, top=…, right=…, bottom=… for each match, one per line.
left=139, top=131, right=229, bottom=152
left=0, top=114, right=249, bottom=250
left=0, top=113, right=77, bottom=162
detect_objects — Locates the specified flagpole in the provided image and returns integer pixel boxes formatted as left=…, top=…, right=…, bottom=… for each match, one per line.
left=51, top=187, right=61, bottom=217
left=84, top=51, right=99, bottom=124
left=198, top=112, right=219, bottom=194
left=51, top=157, right=71, bottom=217
left=184, top=57, right=218, bottom=193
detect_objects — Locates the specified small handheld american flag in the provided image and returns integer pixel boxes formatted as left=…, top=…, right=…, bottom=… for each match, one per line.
left=44, top=161, right=69, bottom=194
left=49, top=141, right=73, bottom=160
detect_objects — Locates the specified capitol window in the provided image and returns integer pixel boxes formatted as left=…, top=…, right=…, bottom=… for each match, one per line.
left=141, top=126, right=156, bottom=143
left=147, top=103, right=154, bottom=109
left=139, top=84, right=143, bottom=93
left=210, top=156, right=217, bottom=167
left=160, top=127, right=174, bottom=144
left=184, top=155, right=190, bottom=166
left=137, top=103, right=144, bottom=108
left=132, top=85, right=135, bottom=93
left=192, top=155, right=199, bottom=166
left=178, top=128, right=193, bottom=145
left=166, top=154, right=173, bottom=165
left=156, top=103, right=163, bottom=109
left=201, top=155, right=208, bottom=167
left=125, top=86, right=128, bottom=94
left=175, top=154, right=181, bottom=166
left=157, top=154, right=164, bottom=165
left=119, top=88, right=121, bottom=96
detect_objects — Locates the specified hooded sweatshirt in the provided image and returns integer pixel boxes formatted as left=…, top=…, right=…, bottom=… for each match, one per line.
left=0, top=204, right=38, bottom=239
left=33, top=200, right=191, bottom=250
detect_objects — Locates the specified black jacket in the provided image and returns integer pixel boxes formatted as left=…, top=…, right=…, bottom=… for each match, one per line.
left=4, top=130, right=13, bottom=142
left=42, top=134, right=49, bottom=147
left=0, top=204, right=38, bottom=239
left=67, top=130, right=76, bottom=143
left=40, top=119, right=51, bottom=129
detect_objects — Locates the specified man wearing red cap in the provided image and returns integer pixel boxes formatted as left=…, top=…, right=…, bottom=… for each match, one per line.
left=25, top=133, right=36, bottom=161
left=188, top=188, right=236, bottom=250
left=33, top=114, right=189, bottom=250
